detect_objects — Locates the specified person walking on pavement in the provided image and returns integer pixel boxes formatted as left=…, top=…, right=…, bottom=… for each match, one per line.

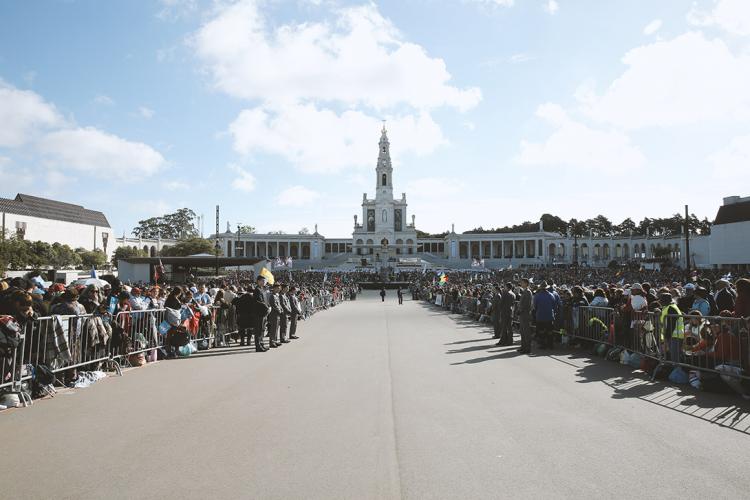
left=267, top=283, right=283, bottom=348
left=288, top=285, right=302, bottom=339
left=380, top=287, right=386, bottom=302
left=517, top=278, right=533, bottom=354
left=397, top=287, right=404, bottom=305
left=497, top=282, right=516, bottom=346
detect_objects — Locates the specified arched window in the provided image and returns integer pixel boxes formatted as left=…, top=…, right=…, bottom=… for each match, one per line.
left=382, top=209, right=387, bottom=222
left=382, top=173, right=387, bottom=186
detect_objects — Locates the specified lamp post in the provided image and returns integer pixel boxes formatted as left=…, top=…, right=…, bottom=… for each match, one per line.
left=237, top=223, right=242, bottom=278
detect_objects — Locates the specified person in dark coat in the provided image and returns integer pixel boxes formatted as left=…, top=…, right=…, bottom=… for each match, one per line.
left=497, top=282, right=516, bottom=346
left=397, top=287, right=404, bottom=305
left=267, top=283, right=283, bottom=348
left=278, top=283, right=292, bottom=343
left=288, top=285, right=302, bottom=339
left=517, top=278, right=533, bottom=354
left=491, top=286, right=502, bottom=339
left=714, top=279, right=736, bottom=314
left=232, top=288, right=256, bottom=348
left=251, top=276, right=271, bottom=351
left=380, top=288, right=386, bottom=302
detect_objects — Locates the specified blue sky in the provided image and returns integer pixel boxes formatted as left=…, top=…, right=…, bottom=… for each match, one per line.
left=1, top=0, right=748, bottom=238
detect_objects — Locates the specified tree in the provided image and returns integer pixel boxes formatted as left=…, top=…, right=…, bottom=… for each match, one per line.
left=133, top=208, right=198, bottom=239
left=112, top=246, right=147, bottom=264
left=161, top=238, right=219, bottom=257
left=615, top=218, right=637, bottom=236
left=238, top=225, right=256, bottom=234
left=77, top=249, right=107, bottom=269
left=564, top=218, right=588, bottom=238
left=540, top=213, right=568, bottom=234
left=298, top=227, right=310, bottom=235
left=49, top=243, right=80, bottom=268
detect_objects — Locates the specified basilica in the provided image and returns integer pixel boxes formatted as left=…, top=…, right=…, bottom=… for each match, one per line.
left=208, top=129, right=749, bottom=271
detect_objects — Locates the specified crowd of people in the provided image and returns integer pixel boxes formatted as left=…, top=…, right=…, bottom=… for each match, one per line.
left=0, top=269, right=360, bottom=408
left=410, top=266, right=750, bottom=395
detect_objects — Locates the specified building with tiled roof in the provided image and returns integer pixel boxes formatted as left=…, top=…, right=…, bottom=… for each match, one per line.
left=0, top=193, right=113, bottom=256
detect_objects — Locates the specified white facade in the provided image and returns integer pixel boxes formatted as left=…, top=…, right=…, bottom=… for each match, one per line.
left=352, top=126, right=418, bottom=259
left=2, top=211, right=111, bottom=254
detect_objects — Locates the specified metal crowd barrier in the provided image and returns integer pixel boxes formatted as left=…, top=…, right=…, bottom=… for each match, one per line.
left=419, top=287, right=750, bottom=386
left=1, top=294, right=351, bottom=408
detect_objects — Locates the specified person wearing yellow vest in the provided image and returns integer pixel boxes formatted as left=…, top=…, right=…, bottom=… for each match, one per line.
left=658, top=292, right=684, bottom=364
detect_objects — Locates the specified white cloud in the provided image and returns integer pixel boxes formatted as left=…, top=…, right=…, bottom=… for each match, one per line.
left=93, top=94, right=115, bottom=106
left=708, top=133, right=750, bottom=180
left=544, top=0, right=559, bottom=15
left=277, top=185, right=321, bottom=206
left=688, top=0, right=750, bottom=36
left=0, top=81, right=63, bottom=147
left=582, top=31, right=750, bottom=129
left=518, top=103, right=646, bottom=171
left=138, top=106, right=155, bottom=119
left=165, top=180, right=189, bottom=191
left=643, top=19, right=662, bottom=35
left=228, top=103, right=445, bottom=173
left=39, top=127, right=166, bottom=178
left=228, top=163, right=256, bottom=192
left=406, top=177, right=466, bottom=199
left=157, top=0, right=197, bottom=19
left=192, top=0, right=480, bottom=111
left=468, top=0, right=514, bottom=6
left=509, top=53, right=533, bottom=64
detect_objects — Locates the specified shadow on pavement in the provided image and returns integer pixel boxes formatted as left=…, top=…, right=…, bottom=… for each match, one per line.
left=420, top=299, right=750, bottom=435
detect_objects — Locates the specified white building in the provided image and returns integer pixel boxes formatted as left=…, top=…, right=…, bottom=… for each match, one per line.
left=0, top=193, right=179, bottom=263
left=0, top=193, right=113, bottom=255
left=709, top=195, right=750, bottom=269
left=213, top=129, right=748, bottom=271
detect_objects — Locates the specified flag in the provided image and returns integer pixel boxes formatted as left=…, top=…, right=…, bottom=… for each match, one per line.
left=286, top=256, right=293, bottom=268
left=438, top=273, right=448, bottom=286
left=260, top=267, right=275, bottom=285
left=90, top=266, right=98, bottom=279
left=154, top=258, right=165, bottom=282
left=323, top=272, right=328, bottom=284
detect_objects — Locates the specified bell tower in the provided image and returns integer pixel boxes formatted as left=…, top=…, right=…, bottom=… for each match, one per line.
left=375, top=123, right=393, bottom=201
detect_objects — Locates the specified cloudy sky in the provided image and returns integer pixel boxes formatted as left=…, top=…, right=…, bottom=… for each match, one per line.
left=1, top=0, right=748, bottom=238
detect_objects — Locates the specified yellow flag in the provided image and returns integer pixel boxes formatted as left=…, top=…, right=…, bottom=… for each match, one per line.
left=260, top=267, right=275, bottom=285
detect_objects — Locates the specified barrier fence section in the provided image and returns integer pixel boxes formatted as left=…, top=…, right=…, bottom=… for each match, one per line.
left=420, top=288, right=750, bottom=384
left=2, top=290, right=355, bottom=408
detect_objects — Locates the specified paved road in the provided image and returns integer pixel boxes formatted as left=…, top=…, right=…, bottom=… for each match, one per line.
left=2, top=291, right=750, bottom=499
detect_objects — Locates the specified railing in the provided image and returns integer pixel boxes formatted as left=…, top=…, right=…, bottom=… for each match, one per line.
left=419, top=287, right=750, bottom=389
left=1, top=291, right=355, bottom=409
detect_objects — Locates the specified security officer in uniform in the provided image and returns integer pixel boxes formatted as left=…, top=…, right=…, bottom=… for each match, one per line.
left=491, top=285, right=502, bottom=339
left=497, top=282, right=516, bottom=346
left=288, top=285, right=302, bottom=339
left=517, top=278, right=533, bottom=354
left=267, top=282, right=283, bottom=348
left=250, top=276, right=271, bottom=352
left=278, top=283, right=292, bottom=344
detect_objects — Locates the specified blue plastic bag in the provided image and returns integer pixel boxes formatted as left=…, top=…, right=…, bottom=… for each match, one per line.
left=668, top=367, right=689, bottom=384
left=158, top=320, right=171, bottom=336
